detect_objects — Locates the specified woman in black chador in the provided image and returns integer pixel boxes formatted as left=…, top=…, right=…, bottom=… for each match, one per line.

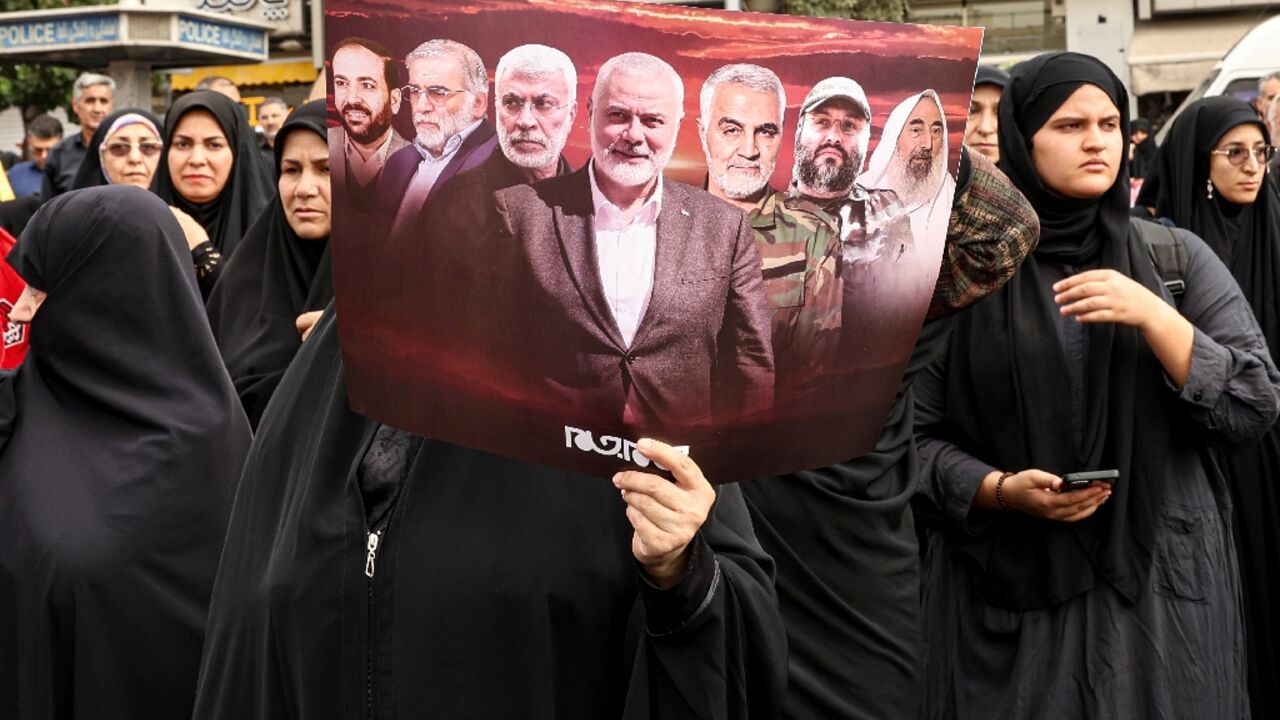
left=0, top=185, right=252, bottom=719
left=207, top=100, right=333, bottom=429
left=1137, top=95, right=1280, bottom=720
left=191, top=306, right=787, bottom=718
left=152, top=90, right=273, bottom=298
left=913, top=53, right=1280, bottom=719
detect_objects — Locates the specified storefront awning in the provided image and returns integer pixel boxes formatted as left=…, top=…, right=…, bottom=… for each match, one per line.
left=169, top=59, right=318, bottom=90
left=1128, top=15, right=1257, bottom=95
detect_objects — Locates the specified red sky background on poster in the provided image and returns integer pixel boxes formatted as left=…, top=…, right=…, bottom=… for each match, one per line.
left=325, top=0, right=983, bottom=188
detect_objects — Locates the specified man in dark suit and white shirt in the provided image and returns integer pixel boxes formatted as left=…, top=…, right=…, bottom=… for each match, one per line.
left=380, top=38, right=498, bottom=241
left=493, top=52, right=774, bottom=440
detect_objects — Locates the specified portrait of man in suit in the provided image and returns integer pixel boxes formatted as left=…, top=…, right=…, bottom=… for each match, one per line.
left=380, top=38, right=499, bottom=241
left=492, top=51, right=775, bottom=439
left=328, top=37, right=409, bottom=200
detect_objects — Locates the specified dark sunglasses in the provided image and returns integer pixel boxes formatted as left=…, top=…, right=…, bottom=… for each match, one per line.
left=102, top=140, right=164, bottom=158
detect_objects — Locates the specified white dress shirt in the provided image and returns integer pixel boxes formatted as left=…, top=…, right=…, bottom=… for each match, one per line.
left=588, top=161, right=663, bottom=348
left=390, top=119, right=482, bottom=239
left=345, top=131, right=396, bottom=189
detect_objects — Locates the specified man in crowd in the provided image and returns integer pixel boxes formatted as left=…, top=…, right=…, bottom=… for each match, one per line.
left=6, top=116, right=62, bottom=198
left=1254, top=71, right=1280, bottom=120
left=42, top=73, right=114, bottom=199
left=860, top=90, right=956, bottom=259
left=965, top=65, right=1007, bottom=163
left=380, top=38, right=497, bottom=241
left=196, top=74, right=242, bottom=102
left=493, top=51, right=773, bottom=437
left=256, top=97, right=289, bottom=169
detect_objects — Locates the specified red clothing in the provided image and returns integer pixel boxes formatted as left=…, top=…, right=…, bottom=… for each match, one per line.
left=1, top=227, right=29, bottom=368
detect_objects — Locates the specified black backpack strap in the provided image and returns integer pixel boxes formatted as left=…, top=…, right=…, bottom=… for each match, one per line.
left=1131, top=217, right=1187, bottom=304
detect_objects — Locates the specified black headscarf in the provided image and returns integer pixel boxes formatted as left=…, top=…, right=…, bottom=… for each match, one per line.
left=947, top=52, right=1173, bottom=609
left=206, top=100, right=333, bottom=429
left=974, top=64, right=1009, bottom=90
left=152, top=90, right=273, bottom=257
left=1137, top=98, right=1279, bottom=355
left=1129, top=117, right=1158, bottom=179
left=0, top=185, right=251, bottom=717
left=70, top=107, right=163, bottom=190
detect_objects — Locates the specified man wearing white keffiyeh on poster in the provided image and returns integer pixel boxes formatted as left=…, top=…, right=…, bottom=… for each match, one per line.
left=858, top=89, right=955, bottom=279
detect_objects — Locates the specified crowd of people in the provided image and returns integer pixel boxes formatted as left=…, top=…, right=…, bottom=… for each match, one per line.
left=0, top=38, right=1278, bottom=720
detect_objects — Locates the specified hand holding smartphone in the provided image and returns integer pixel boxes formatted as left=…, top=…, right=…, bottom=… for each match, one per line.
left=1058, top=469, right=1119, bottom=492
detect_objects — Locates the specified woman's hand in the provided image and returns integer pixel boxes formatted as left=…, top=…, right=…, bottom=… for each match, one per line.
left=1054, top=269, right=1168, bottom=331
left=169, top=206, right=210, bottom=251
left=296, top=310, right=323, bottom=342
left=980, top=469, right=1111, bottom=522
left=613, top=439, right=716, bottom=588
left=1054, top=268, right=1195, bottom=387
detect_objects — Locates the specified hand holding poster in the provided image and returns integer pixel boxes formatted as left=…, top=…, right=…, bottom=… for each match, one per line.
left=326, top=0, right=982, bottom=480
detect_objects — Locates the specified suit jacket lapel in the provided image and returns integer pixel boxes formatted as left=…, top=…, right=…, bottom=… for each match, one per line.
left=554, top=168, right=627, bottom=350
left=428, top=122, right=497, bottom=204
left=630, top=181, right=691, bottom=350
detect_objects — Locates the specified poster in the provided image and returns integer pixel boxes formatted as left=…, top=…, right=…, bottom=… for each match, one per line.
left=326, top=0, right=982, bottom=480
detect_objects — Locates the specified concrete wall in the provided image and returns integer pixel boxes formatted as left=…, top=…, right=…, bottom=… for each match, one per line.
left=1064, top=0, right=1139, bottom=115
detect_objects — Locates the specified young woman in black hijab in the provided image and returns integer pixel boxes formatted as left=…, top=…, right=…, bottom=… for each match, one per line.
left=152, top=90, right=273, bottom=298
left=913, top=52, right=1280, bottom=719
left=0, top=185, right=252, bottom=719
left=206, top=99, right=332, bottom=429
left=1135, top=95, right=1280, bottom=720
left=191, top=301, right=787, bottom=718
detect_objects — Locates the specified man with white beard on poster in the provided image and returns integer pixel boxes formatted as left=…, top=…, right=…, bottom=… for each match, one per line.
left=379, top=38, right=498, bottom=240
left=858, top=89, right=956, bottom=274
left=406, top=44, right=581, bottom=404
left=492, top=51, right=774, bottom=439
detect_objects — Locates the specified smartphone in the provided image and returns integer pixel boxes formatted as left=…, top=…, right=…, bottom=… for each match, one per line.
left=1058, top=469, right=1119, bottom=492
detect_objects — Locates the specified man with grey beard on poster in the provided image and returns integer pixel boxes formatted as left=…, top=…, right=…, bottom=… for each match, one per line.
left=378, top=38, right=498, bottom=241
left=404, top=44, right=581, bottom=414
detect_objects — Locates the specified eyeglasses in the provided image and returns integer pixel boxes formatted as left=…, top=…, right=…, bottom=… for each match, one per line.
left=102, top=140, right=163, bottom=158
left=1209, top=145, right=1276, bottom=167
left=499, top=94, right=565, bottom=117
left=402, top=84, right=466, bottom=104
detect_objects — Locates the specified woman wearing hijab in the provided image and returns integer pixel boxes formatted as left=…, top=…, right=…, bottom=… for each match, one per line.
left=207, top=100, right=332, bottom=429
left=0, top=185, right=251, bottom=719
left=913, top=52, right=1280, bottom=719
left=1135, top=95, right=1280, bottom=720
left=1129, top=117, right=1158, bottom=180
left=70, top=108, right=163, bottom=190
left=191, top=314, right=786, bottom=716
left=153, top=90, right=273, bottom=298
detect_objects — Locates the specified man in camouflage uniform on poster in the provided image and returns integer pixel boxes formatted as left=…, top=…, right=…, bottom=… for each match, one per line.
left=698, top=65, right=887, bottom=402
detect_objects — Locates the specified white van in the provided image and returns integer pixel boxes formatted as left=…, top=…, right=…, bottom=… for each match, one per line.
left=1156, top=14, right=1280, bottom=142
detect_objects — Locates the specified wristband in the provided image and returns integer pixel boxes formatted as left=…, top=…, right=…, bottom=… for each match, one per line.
left=995, top=471, right=1015, bottom=511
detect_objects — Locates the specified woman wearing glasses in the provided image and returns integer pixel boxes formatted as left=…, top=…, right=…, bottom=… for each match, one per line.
left=152, top=90, right=274, bottom=298
left=70, top=108, right=164, bottom=190
left=1137, top=95, right=1280, bottom=720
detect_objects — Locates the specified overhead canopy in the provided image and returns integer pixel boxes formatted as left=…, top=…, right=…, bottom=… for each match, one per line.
left=0, top=3, right=272, bottom=68
left=169, top=59, right=317, bottom=90
left=1128, top=14, right=1256, bottom=95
